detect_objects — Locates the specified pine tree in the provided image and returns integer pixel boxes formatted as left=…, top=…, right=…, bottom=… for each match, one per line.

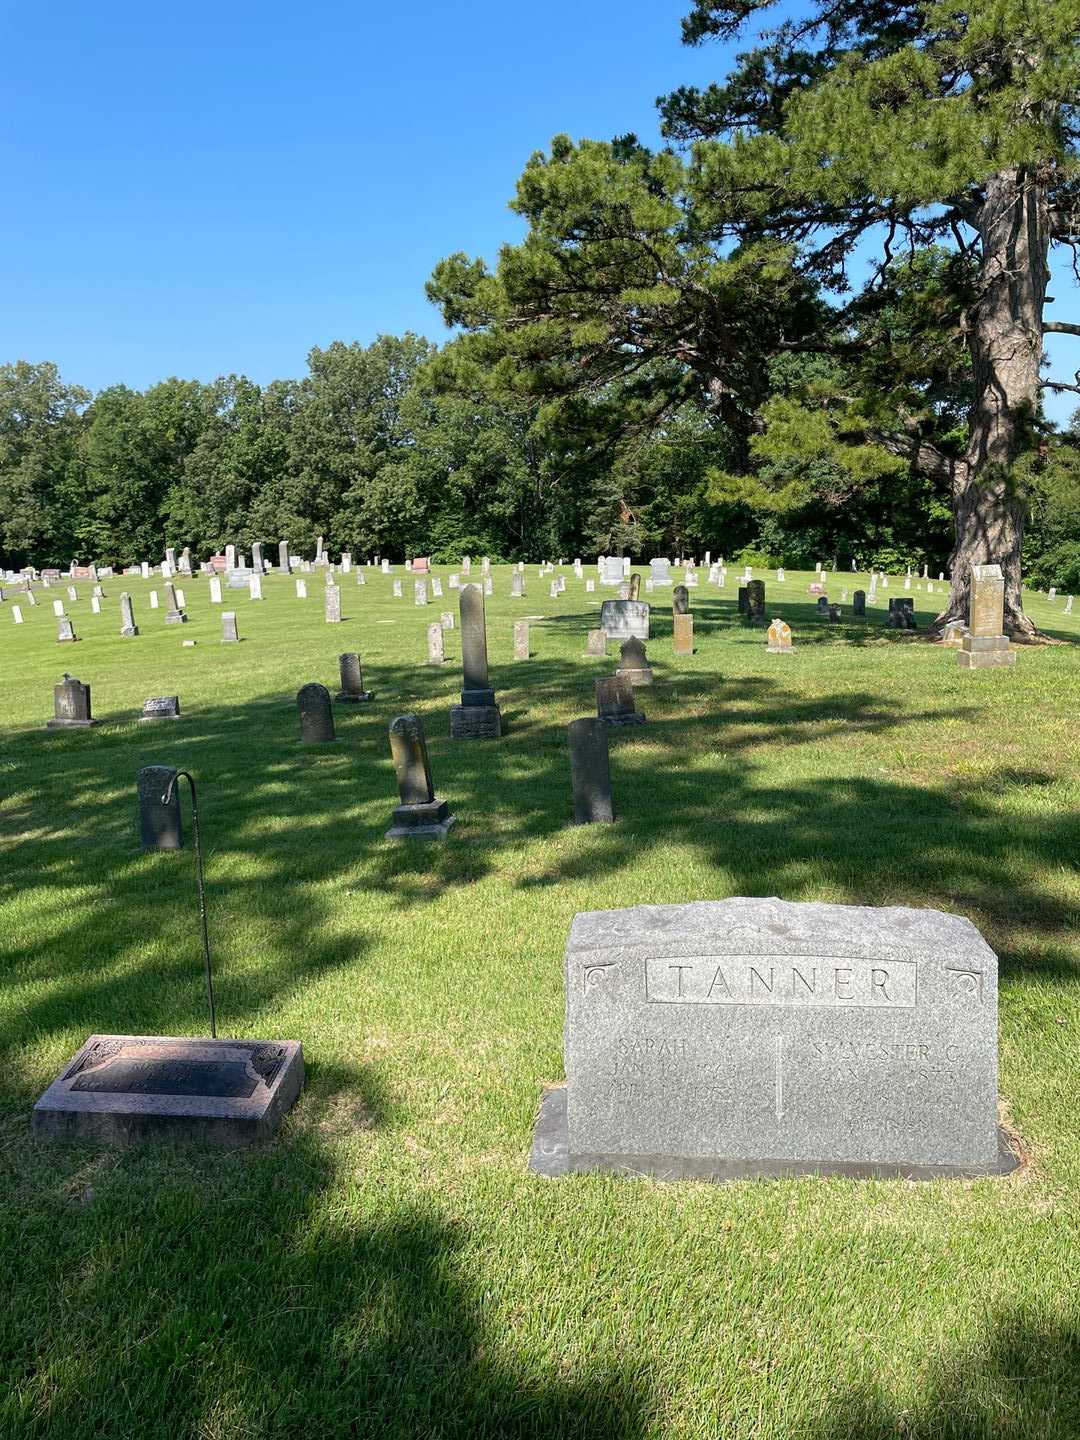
left=663, top=0, right=1080, bottom=633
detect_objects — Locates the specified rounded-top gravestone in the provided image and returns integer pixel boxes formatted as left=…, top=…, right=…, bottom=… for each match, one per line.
left=297, top=683, right=336, bottom=744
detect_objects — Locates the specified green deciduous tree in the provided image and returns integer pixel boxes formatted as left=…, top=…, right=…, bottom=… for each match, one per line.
left=0, top=361, right=89, bottom=568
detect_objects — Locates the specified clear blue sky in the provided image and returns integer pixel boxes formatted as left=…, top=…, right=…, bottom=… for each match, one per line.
left=1, top=0, right=1076, bottom=422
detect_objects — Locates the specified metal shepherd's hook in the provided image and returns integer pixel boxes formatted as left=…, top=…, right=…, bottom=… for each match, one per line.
left=161, top=770, right=216, bottom=1039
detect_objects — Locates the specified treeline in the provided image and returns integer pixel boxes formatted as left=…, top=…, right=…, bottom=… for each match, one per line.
left=2, top=334, right=1078, bottom=585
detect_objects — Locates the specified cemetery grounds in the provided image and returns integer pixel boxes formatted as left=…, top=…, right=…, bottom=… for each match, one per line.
left=1, top=566, right=1078, bottom=1439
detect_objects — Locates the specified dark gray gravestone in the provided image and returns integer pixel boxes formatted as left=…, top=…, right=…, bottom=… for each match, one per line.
left=33, top=1034, right=304, bottom=1146
left=828, top=604, right=842, bottom=624
left=221, top=611, right=239, bottom=643
left=47, top=674, right=94, bottom=728
left=297, top=683, right=336, bottom=743
left=568, top=718, right=614, bottom=824
left=120, top=592, right=138, bottom=636
left=817, top=595, right=830, bottom=614
left=737, top=586, right=749, bottom=615
left=386, top=714, right=455, bottom=838
left=599, top=599, right=649, bottom=642
left=137, top=764, right=182, bottom=848
left=450, top=584, right=502, bottom=739
left=336, top=652, right=373, bottom=702
left=746, top=579, right=766, bottom=621
left=596, top=675, right=645, bottom=726
left=140, top=696, right=181, bottom=722
left=616, top=637, right=653, bottom=686
left=672, top=585, right=689, bottom=615
left=888, top=597, right=916, bottom=630
left=853, top=589, right=866, bottom=617
left=530, top=899, right=1018, bottom=1183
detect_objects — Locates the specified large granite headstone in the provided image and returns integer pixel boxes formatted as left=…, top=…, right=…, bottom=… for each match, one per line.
left=33, top=1034, right=304, bottom=1146
left=599, top=599, right=649, bottom=642
left=278, top=540, right=291, bottom=575
left=648, top=558, right=671, bottom=586
left=324, top=584, right=341, bottom=624
left=746, top=579, right=765, bottom=621
left=599, top=556, right=624, bottom=586
left=530, top=899, right=1017, bottom=1181
left=450, top=584, right=502, bottom=739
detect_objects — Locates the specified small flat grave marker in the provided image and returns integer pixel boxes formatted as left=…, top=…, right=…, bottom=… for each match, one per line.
left=140, top=695, right=181, bottom=722
left=33, top=1034, right=304, bottom=1146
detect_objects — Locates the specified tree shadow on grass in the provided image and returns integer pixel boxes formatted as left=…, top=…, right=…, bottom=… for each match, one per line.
left=2, top=1134, right=653, bottom=1439
left=805, top=1308, right=1080, bottom=1439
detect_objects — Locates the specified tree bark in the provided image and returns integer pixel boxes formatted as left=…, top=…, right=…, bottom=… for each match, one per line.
left=935, top=167, right=1050, bottom=638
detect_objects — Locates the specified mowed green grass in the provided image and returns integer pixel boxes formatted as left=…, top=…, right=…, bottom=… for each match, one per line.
left=1, top=564, right=1078, bottom=1440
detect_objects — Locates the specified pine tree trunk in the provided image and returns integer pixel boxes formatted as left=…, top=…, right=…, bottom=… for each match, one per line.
left=936, top=167, right=1049, bottom=638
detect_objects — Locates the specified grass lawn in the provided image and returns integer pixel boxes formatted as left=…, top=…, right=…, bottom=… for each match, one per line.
left=1, top=563, right=1078, bottom=1440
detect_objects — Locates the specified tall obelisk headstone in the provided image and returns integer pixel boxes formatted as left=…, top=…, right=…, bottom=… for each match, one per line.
left=450, top=584, right=502, bottom=738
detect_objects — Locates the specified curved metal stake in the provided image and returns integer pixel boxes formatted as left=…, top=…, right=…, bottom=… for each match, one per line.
left=161, top=769, right=216, bottom=1039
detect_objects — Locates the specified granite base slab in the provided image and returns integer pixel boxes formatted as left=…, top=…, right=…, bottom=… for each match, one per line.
left=450, top=704, right=502, bottom=739
left=529, top=1086, right=1020, bottom=1183
left=600, top=712, right=646, bottom=726
left=45, top=719, right=96, bottom=729
left=957, top=650, right=1016, bottom=668
left=386, top=799, right=456, bottom=840
left=33, top=1034, right=304, bottom=1147
left=336, top=691, right=374, bottom=703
